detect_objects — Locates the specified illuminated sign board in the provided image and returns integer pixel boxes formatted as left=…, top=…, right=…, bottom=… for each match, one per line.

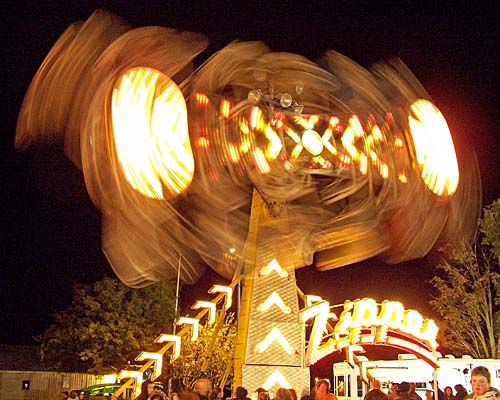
left=301, top=297, right=439, bottom=368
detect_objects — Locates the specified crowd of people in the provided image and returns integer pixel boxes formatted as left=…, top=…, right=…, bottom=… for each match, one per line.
left=62, top=390, right=86, bottom=400
left=364, top=366, right=499, bottom=400
left=61, top=365, right=499, bottom=400
left=123, top=376, right=336, bottom=400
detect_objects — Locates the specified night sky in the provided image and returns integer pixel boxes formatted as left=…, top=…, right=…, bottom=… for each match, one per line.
left=2, top=2, right=499, bottom=375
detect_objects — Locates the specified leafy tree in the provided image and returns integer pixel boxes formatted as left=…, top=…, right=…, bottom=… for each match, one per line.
left=481, top=199, right=500, bottom=262
left=38, top=277, right=177, bottom=373
left=430, top=199, right=500, bottom=358
left=168, top=312, right=236, bottom=390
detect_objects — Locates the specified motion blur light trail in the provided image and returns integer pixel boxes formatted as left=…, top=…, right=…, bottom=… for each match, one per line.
left=15, top=10, right=481, bottom=287
left=111, top=67, right=194, bottom=199
left=408, top=99, right=459, bottom=197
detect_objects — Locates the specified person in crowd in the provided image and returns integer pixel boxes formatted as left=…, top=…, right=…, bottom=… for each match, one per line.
left=454, top=385, right=468, bottom=400
left=465, top=366, right=500, bottom=400
left=233, top=386, right=250, bottom=400
left=62, top=391, right=69, bottom=399
left=409, top=383, right=422, bottom=400
left=210, top=386, right=223, bottom=400
left=275, top=388, right=294, bottom=400
left=78, top=391, right=86, bottom=400
left=171, top=392, right=181, bottom=400
left=425, top=391, right=434, bottom=400
left=444, top=387, right=454, bottom=400
left=149, top=390, right=166, bottom=400
left=289, top=388, right=298, bottom=400
left=136, top=380, right=155, bottom=400
left=388, top=383, right=399, bottom=400
left=194, top=379, right=212, bottom=400
left=315, top=379, right=337, bottom=400
left=429, top=381, right=444, bottom=400
left=69, top=390, right=79, bottom=400
left=256, top=388, right=270, bottom=400
left=395, top=382, right=412, bottom=400
left=365, top=380, right=388, bottom=400
left=181, top=390, right=201, bottom=400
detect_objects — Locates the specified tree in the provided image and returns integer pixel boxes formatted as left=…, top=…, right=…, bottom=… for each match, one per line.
left=38, top=277, right=177, bottom=373
left=168, top=312, right=236, bottom=390
left=430, top=199, right=500, bottom=359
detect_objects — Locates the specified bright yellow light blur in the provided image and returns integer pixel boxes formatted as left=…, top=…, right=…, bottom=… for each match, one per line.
left=220, top=99, right=232, bottom=118
left=302, top=129, right=324, bottom=156
left=228, top=143, right=241, bottom=163
left=111, top=68, right=194, bottom=199
left=257, top=291, right=292, bottom=314
left=408, top=99, right=459, bottom=196
left=264, top=126, right=283, bottom=159
left=341, top=117, right=361, bottom=159
left=285, top=127, right=301, bottom=144
left=103, top=375, right=117, bottom=384
left=253, top=148, right=271, bottom=174
left=254, top=327, right=294, bottom=354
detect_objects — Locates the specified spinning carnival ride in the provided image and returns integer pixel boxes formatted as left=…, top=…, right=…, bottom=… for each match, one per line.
left=16, top=10, right=481, bottom=398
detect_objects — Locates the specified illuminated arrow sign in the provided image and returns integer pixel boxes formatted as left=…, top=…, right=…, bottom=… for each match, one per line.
left=117, top=370, right=143, bottom=395
left=135, top=352, right=163, bottom=380
left=260, top=259, right=289, bottom=278
left=176, top=317, right=200, bottom=341
left=262, top=368, right=292, bottom=391
left=155, top=334, right=181, bottom=360
left=192, top=301, right=216, bottom=325
left=257, top=291, right=291, bottom=314
left=208, top=285, right=233, bottom=310
left=254, top=327, right=294, bottom=355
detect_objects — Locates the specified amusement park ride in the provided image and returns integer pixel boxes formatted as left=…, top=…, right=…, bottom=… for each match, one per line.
left=16, top=9, right=482, bottom=399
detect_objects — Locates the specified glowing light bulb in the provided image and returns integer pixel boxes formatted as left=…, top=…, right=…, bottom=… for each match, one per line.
left=302, top=129, right=323, bottom=156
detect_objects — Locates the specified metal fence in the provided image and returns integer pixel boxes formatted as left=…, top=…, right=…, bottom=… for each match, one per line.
left=0, top=370, right=103, bottom=400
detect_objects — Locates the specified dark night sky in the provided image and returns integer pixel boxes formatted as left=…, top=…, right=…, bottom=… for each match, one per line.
left=1, top=2, right=499, bottom=375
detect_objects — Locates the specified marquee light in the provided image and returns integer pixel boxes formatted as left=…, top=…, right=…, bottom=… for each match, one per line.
left=360, top=360, right=378, bottom=384
left=334, top=298, right=438, bottom=349
left=385, top=336, right=439, bottom=368
left=257, top=291, right=291, bottom=314
left=300, top=300, right=337, bottom=365
left=347, top=345, right=365, bottom=369
left=300, top=298, right=439, bottom=366
left=208, top=285, right=233, bottom=310
left=135, top=352, right=163, bottom=380
left=260, top=259, right=289, bottom=278
left=192, top=301, right=217, bottom=325
left=262, top=368, right=292, bottom=391
left=305, top=295, right=323, bottom=307
left=155, top=334, right=181, bottom=360
left=176, top=317, right=200, bottom=341
left=254, top=327, right=294, bottom=355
